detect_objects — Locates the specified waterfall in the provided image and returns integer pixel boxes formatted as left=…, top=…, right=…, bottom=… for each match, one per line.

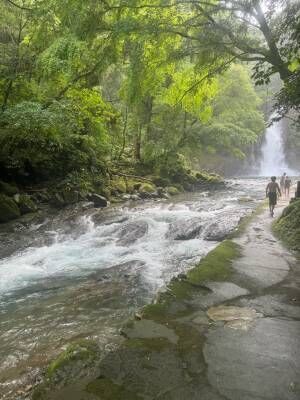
left=259, top=117, right=296, bottom=177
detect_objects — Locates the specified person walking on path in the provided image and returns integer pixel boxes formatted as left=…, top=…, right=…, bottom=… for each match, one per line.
left=284, top=176, right=292, bottom=198
left=280, top=172, right=286, bottom=194
left=266, top=176, right=281, bottom=217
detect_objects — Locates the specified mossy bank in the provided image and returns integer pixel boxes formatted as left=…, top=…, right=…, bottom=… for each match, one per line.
left=0, top=166, right=223, bottom=224
left=273, top=198, right=300, bottom=252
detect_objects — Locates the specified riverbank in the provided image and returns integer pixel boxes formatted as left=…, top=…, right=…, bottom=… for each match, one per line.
left=29, top=196, right=300, bottom=400
left=0, top=168, right=222, bottom=224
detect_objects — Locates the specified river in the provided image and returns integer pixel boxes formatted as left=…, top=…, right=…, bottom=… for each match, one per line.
left=0, top=178, right=271, bottom=398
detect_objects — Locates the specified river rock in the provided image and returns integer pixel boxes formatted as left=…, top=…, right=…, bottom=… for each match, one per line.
left=87, top=193, right=108, bottom=208
left=203, top=221, right=233, bottom=241
left=117, top=221, right=148, bottom=246
left=138, top=183, right=156, bottom=198
left=0, top=194, right=21, bottom=222
left=62, top=189, right=79, bottom=205
left=167, top=218, right=203, bottom=240
left=50, top=192, right=65, bottom=208
left=17, top=194, right=37, bottom=215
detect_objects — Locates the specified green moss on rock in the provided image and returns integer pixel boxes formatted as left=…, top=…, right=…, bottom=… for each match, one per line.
left=111, top=177, right=127, bottom=193
left=166, top=186, right=180, bottom=196
left=46, top=340, right=98, bottom=379
left=18, top=194, right=38, bottom=214
left=187, top=240, right=240, bottom=284
left=0, top=194, right=21, bottom=222
left=139, top=183, right=156, bottom=194
left=274, top=199, right=300, bottom=252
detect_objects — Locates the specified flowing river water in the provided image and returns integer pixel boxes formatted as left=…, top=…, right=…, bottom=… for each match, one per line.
left=0, top=178, right=270, bottom=399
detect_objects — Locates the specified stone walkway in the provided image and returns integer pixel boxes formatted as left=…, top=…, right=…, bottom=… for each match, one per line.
left=35, top=200, right=300, bottom=400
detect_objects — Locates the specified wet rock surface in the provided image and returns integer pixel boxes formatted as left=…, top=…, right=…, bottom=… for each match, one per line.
left=35, top=199, right=300, bottom=400
left=167, top=217, right=203, bottom=240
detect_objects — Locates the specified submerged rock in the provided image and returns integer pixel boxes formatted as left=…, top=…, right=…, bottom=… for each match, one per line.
left=117, top=221, right=148, bottom=246
left=121, top=319, right=178, bottom=344
left=167, top=218, right=203, bottom=240
left=0, top=194, right=21, bottom=222
left=203, top=221, right=235, bottom=241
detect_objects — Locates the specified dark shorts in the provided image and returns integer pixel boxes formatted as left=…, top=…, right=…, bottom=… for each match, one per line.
left=268, top=192, right=277, bottom=206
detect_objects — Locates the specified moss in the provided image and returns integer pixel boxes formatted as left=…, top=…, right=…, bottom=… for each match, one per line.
left=195, top=171, right=222, bottom=183
left=46, top=340, right=98, bottom=379
left=139, top=183, right=156, bottom=193
left=0, top=193, right=21, bottom=222
left=86, top=377, right=142, bottom=399
left=168, top=279, right=198, bottom=300
left=18, top=194, right=38, bottom=214
left=125, top=337, right=173, bottom=352
left=141, top=302, right=169, bottom=321
left=166, top=186, right=180, bottom=196
left=273, top=199, right=300, bottom=252
left=111, top=177, right=127, bottom=193
left=187, top=240, right=240, bottom=285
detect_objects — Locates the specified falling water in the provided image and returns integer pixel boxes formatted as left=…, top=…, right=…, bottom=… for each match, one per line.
left=259, top=118, right=296, bottom=176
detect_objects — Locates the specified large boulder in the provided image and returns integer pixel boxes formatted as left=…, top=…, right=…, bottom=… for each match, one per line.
left=0, top=194, right=21, bottom=223
left=167, top=218, right=203, bottom=240
left=117, top=221, right=148, bottom=246
left=87, top=193, right=108, bottom=208
left=138, top=183, right=156, bottom=199
left=203, top=222, right=233, bottom=241
left=166, top=186, right=180, bottom=196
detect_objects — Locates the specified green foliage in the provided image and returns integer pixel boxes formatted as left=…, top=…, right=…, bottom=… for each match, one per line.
left=274, top=199, right=300, bottom=252
left=0, top=92, right=113, bottom=179
left=0, top=0, right=276, bottom=184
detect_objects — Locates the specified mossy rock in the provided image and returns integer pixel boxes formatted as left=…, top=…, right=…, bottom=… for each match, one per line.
left=0, top=194, right=21, bottom=223
left=138, top=183, right=156, bottom=194
left=61, top=189, right=79, bottom=205
left=166, top=186, right=180, bottom=196
left=274, top=199, right=300, bottom=252
left=152, top=177, right=171, bottom=187
left=187, top=240, right=240, bottom=285
left=46, top=340, right=99, bottom=380
left=111, top=177, right=127, bottom=194
left=125, top=179, right=143, bottom=194
left=18, top=194, right=38, bottom=214
left=0, top=181, right=19, bottom=196
left=86, top=376, right=142, bottom=400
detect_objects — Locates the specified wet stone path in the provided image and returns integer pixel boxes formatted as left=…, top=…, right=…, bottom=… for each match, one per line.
left=36, top=200, right=300, bottom=400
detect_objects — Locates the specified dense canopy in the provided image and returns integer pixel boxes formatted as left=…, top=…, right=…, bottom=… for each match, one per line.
left=0, top=0, right=299, bottom=183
